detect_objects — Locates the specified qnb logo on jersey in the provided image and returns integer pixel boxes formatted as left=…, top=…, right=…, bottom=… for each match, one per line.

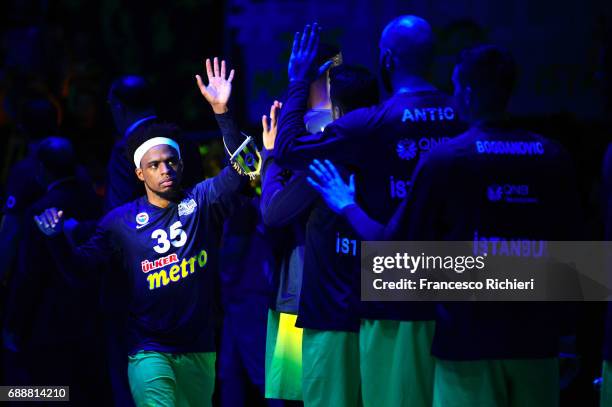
left=475, top=140, right=545, bottom=156
left=136, top=212, right=149, bottom=229
left=397, top=137, right=451, bottom=161
left=396, top=139, right=418, bottom=160
left=472, top=230, right=547, bottom=258
left=146, top=249, right=208, bottom=290
left=178, top=198, right=197, bottom=217
left=390, top=176, right=411, bottom=199
left=487, top=184, right=538, bottom=204
left=401, top=106, right=455, bottom=123
left=141, top=253, right=179, bottom=274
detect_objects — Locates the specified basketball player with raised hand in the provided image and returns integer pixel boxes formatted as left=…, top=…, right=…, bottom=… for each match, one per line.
left=34, top=58, right=249, bottom=407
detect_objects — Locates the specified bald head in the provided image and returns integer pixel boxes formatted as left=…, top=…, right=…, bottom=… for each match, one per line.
left=108, top=75, right=153, bottom=112
left=108, top=75, right=156, bottom=136
left=379, top=15, right=434, bottom=77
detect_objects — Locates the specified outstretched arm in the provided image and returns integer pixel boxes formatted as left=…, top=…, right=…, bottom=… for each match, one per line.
left=195, top=57, right=243, bottom=166
left=194, top=57, right=247, bottom=193
left=307, top=159, right=386, bottom=240
left=194, top=58, right=252, bottom=218
left=274, top=23, right=362, bottom=170
left=34, top=208, right=116, bottom=281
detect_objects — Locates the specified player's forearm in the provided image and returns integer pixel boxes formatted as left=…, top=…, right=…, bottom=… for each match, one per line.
left=46, top=225, right=108, bottom=285
left=261, top=149, right=316, bottom=227
left=274, top=80, right=314, bottom=170
left=215, top=111, right=241, bottom=159
left=341, top=204, right=385, bottom=241
left=210, top=166, right=245, bottom=201
left=46, top=234, right=93, bottom=286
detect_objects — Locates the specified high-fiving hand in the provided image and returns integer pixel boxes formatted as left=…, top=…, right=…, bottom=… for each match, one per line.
left=262, top=100, right=282, bottom=150
left=288, top=22, right=333, bottom=83
left=195, top=57, right=235, bottom=114
left=307, top=159, right=356, bottom=214
left=34, top=208, right=64, bottom=236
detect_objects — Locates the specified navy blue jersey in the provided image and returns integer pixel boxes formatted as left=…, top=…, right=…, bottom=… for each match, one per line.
left=275, top=81, right=464, bottom=326
left=260, top=149, right=312, bottom=314
left=260, top=109, right=331, bottom=314
left=49, top=167, right=243, bottom=354
left=399, top=123, right=581, bottom=359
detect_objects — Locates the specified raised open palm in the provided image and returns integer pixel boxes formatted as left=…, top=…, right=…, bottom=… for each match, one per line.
left=195, top=57, right=235, bottom=113
left=262, top=100, right=282, bottom=150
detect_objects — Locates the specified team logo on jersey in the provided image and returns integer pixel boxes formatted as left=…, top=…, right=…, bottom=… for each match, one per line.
left=136, top=212, right=150, bottom=228
left=396, top=137, right=450, bottom=161
left=5, top=195, right=16, bottom=209
left=178, top=198, right=197, bottom=216
left=486, top=184, right=538, bottom=204
left=487, top=185, right=504, bottom=202
left=396, top=139, right=418, bottom=161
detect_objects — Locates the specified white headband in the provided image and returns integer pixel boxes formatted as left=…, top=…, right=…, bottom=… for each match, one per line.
left=133, top=137, right=181, bottom=168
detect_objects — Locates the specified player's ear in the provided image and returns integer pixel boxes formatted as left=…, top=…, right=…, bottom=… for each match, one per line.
left=464, top=86, right=472, bottom=112
left=135, top=167, right=145, bottom=182
left=383, top=49, right=393, bottom=72
left=332, top=105, right=342, bottom=120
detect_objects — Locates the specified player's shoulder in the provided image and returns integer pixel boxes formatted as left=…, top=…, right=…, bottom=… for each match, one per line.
left=100, top=196, right=147, bottom=229
left=424, top=127, right=474, bottom=158
left=327, top=103, right=381, bottom=130
left=521, top=130, right=571, bottom=159
left=187, top=178, right=211, bottom=201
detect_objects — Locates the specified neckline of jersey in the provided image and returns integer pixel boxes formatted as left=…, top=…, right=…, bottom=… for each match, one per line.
left=140, top=193, right=185, bottom=211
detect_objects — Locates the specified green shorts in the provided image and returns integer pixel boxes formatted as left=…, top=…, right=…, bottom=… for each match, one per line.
left=360, top=319, right=436, bottom=407
left=602, top=361, right=612, bottom=407
left=433, top=357, right=559, bottom=407
left=265, top=310, right=303, bottom=400
left=302, top=328, right=361, bottom=407
left=128, top=350, right=215, bottom=407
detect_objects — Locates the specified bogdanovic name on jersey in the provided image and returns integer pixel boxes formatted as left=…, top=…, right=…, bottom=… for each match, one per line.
left=475, top=140, right=545, bottom=155
left=145, top=249, right=208, bottom=290
left=401, top=106, right=455, bottom=123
